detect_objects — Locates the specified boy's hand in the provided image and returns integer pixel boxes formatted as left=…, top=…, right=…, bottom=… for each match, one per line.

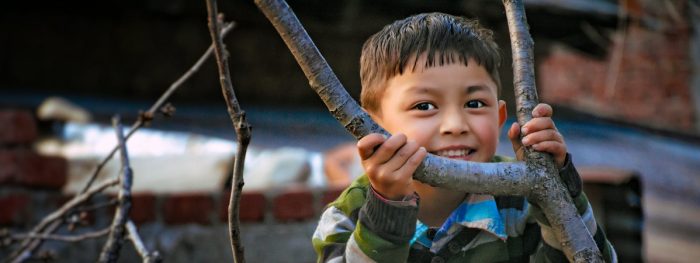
left=507, top=103, right=567, bottom=168
left=357, top=133, right=427, bottom=201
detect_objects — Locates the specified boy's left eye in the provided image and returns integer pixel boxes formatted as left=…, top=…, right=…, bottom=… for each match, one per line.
left=465, top=100, right=485, bottom=108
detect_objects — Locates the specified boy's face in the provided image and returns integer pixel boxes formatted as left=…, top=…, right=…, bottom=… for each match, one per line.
left=374, top=56, right=506, bottom=163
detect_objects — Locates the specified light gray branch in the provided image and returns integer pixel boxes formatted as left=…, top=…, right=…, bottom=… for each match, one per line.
left=126, top=220, right=162, bottom=263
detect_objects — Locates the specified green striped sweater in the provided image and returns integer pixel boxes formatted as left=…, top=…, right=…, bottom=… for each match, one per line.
left=312, top=155, right=616, bottom=262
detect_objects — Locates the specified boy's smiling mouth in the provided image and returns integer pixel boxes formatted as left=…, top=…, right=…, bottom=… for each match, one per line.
left=432, top=146, right=476, bottom=160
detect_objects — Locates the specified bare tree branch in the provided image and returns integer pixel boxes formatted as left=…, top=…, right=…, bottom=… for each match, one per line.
left=204, top=1, right=251, bottom=262
left=253, top=0, right=532, bottom=196
left=8, top=178, right=119, bottom=263
left=98, top=117, right=134, bottom=263
left=502, top=1, right=603, bottom=261
left=9, top=228, right=110, bottom=243
left=126, top=220, right=161, bottom=263
left=79, top=22, right=236, bottom=195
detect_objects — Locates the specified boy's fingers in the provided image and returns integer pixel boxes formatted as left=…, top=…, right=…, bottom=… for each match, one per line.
left=383, top=140, right=420, bottom=172
left=522, top=117, right=556, bottom=135
left=508, top=122, right=525, bottom=161
left=531, top=141, right=567, bottom=166
left=532, top=103, right=553, bottom=118
left=508, top=122, right=521, bottom=141
left=357, top=133, right=386, bottom=160
left=395, top=146, right=427, bottom=179
left=364, top=133, right=407, bottom=164
left=522, top=129, right=563, bottom=146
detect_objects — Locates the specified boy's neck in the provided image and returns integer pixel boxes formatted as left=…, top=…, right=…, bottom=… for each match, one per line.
left=414, top=181, right=466, bottom=227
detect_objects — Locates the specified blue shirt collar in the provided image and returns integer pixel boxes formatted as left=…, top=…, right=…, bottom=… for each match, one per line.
left=410, top=194, right=507, bottom=250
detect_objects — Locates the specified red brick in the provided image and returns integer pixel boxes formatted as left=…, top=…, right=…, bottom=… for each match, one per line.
left=273, top=188, right=314, bottom=221
left=163, top=193, right=213, bottom=225
left=0, top=110, right=38, bottom=145
left=220, top=191, right=266, bottom=222
left=129, top=193, right=157, bottom=224
left=0, top=150, right=67, bottom=189
left=0, top=193, right=31, bottom=225
left=321, top=187, right=345, bottom=207
left=538, top=24, right=693, bottom=132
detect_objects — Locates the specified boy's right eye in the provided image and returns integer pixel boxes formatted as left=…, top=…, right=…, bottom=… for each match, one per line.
left=413, top=102, right=436, bottom=111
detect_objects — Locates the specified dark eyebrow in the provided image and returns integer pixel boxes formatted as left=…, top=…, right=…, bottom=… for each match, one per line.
left=466, top=85, right=489, bottom=94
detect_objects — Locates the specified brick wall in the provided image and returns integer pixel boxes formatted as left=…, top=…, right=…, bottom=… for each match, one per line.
left=538, top=1, right=696, bottom=134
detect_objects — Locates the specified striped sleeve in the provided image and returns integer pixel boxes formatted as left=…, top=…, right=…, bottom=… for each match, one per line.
left=312, top=176, right=418, bottom=262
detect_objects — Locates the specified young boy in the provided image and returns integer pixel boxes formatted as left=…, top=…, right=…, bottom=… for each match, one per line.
left=313, top=13, right=616, bottom=262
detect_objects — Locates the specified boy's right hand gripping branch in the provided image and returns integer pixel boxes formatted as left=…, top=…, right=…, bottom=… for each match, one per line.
left=357, top=133, right=427, bottom=201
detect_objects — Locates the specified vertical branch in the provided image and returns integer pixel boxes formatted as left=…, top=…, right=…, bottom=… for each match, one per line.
left=502, top=1, right=603, bottom=262
left=204, top=1, right=251, bottom=262
left=126, top=220, right=162, bottom=263
left=98, top=117, right=133, bottom=263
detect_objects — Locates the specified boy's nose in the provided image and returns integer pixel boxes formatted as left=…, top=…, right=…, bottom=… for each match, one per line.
left=440, top=110, right=469, bottom=135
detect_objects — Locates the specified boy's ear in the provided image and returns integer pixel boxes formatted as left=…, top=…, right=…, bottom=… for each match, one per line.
left=498, top=100, right=507, bottom=128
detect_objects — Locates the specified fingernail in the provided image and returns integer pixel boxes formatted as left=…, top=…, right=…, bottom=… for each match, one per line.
left=522, top=138, right=529, bottom=145
left=522, top=127, right=529, bottom=135
left=381, top=134, right=388, bottom=140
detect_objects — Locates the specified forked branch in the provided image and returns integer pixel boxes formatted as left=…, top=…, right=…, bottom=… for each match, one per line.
left=98, top=117, right=134, bottom=263
left=253, top=0, right=531, bottom=196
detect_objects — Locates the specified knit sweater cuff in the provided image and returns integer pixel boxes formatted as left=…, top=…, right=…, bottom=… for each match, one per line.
left=558, top=153, right=582, bottom=198
left=358, top=187, right=419, bottom=244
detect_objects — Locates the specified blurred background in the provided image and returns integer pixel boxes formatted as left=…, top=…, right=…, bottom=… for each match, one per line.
left=1, top=0, right=699, bottom=262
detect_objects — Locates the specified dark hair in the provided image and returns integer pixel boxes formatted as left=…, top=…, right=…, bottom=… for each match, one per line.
left=360, top=12, right=501, bottom=114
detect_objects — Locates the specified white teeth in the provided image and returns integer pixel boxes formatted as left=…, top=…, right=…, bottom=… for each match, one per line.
left=436, top=149, right=471, bottom=157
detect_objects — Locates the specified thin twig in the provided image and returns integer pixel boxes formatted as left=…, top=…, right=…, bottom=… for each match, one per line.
left=73, top=199, right=119, bottom=213
left=204, top=1, right=252, bottom=262
left=79, top=22, right=236, bottom=195
left=604, top=0, right=628, bottom=99
left=98, top=117, right=133, bottom=263
left=8, top=179, right=119, bottom=263
left=10, top=228, right=110, bottom=243
left=126, top=220, right=161, bottom=263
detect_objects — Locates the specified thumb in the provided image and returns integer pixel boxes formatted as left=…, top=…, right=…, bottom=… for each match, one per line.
left=508, top=122, right=525, bottom=161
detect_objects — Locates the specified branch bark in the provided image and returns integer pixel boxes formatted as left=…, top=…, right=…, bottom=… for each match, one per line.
left=203, top=1, right=251, bottom=263
left=126, top=220, right=162, bottom=263
left=253, top=0, right=531, bottom=196
left=98, top=117, right=134, bottom=263
left=502, top=1, right=602, bottom=262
